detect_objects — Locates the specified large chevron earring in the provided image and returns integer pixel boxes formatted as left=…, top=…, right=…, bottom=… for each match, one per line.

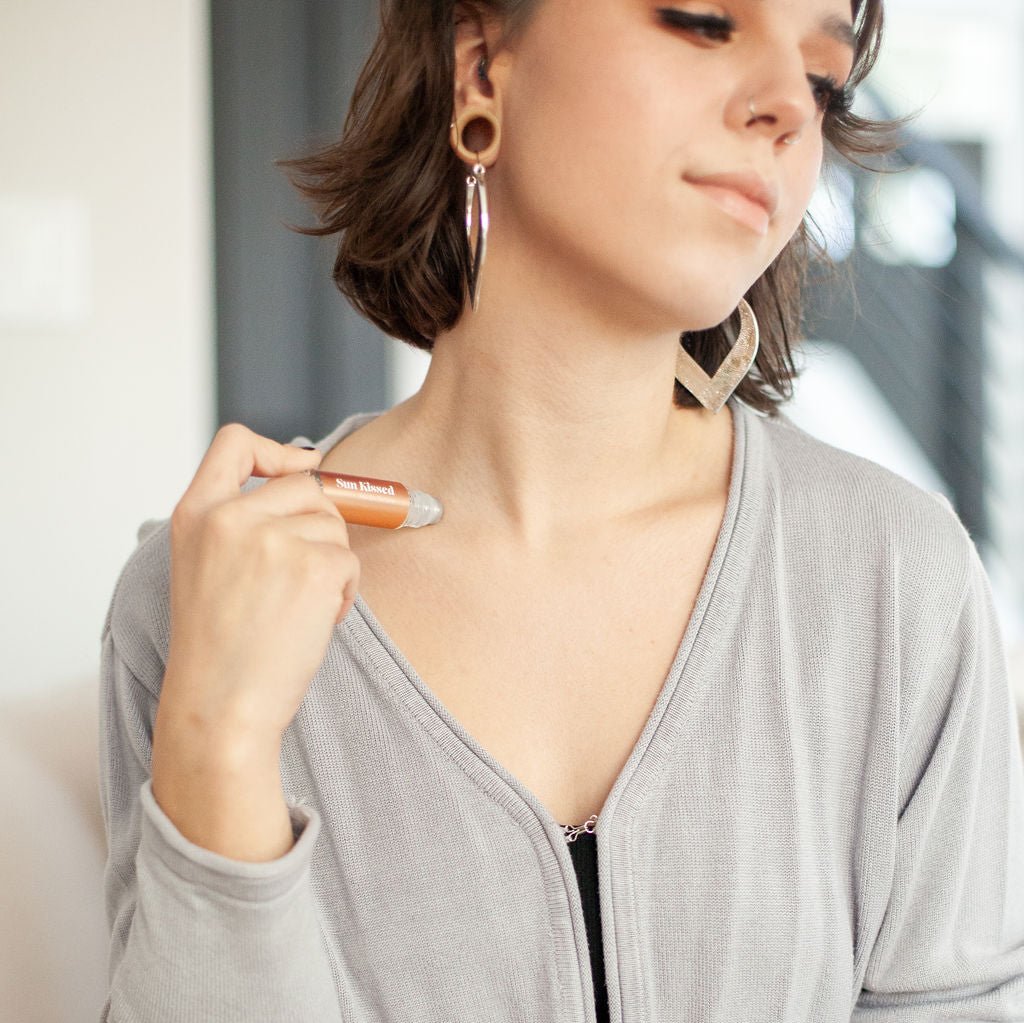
left=674, top=298, right=759, bottom=413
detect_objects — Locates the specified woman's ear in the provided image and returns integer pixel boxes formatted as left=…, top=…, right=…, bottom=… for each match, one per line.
left=452, top=2, right=507, bottom=134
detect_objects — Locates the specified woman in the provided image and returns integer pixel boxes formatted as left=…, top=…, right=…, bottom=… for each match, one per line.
left=99, top=0, right=1024, bottom=1020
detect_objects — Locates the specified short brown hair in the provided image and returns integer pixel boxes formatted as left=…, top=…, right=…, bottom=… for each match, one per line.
left=278, top=0, right=909, bottom=416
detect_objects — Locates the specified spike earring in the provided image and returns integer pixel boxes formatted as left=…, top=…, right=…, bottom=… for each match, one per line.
left=449, top=78, right=500, bottom=312
left=463, top=161, right=489, bottom=312
left=674, top=298, right=760, bottom=413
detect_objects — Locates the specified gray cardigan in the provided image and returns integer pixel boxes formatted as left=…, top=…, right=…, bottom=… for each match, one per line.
left=98, top=396, right=1024, bottom=1021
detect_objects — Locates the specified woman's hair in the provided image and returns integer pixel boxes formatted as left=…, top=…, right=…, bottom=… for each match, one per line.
left=277, top=0, right=909, bottom=417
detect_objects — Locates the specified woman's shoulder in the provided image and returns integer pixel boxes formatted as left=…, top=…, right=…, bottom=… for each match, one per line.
left=754, top=405, right=958, bottom=522
left=747, top=404, right=978, bottom=597
left=102, top=475, right=272, bottom=695
left=100, top=411, right=387, bottom=688
left=102, top=514, right=174, bottom=697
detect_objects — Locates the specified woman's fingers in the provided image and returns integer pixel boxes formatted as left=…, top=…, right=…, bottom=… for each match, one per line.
left=314, top=541, right=361, bottom=626
left=179, top=422, right=324, bottom=516
left=161, top=422, right=364, bottom=743
left=336, top=564, right=360, bottom=625
left=273, top=509, right=352, bottom=550
left=241, top=470, right=347, bottom=522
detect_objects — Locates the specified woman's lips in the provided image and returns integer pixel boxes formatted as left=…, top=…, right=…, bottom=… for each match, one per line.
left=684, top=177, right=778, bottom=240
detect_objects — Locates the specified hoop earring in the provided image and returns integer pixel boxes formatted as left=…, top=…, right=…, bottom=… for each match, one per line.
left=449, top=108, right=500, bottom=312
left=674, top=298, right=760, bottom=414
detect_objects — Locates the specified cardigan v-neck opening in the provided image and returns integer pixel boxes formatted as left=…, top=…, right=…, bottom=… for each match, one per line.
left=342, top=396, right=755, bottom=843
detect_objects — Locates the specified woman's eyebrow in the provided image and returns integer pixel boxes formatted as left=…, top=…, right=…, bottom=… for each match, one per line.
left=820, top=14, right=856, bottom=50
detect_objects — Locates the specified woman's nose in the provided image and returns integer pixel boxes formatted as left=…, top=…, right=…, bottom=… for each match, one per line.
left=738, top=51, right=819, bottom=144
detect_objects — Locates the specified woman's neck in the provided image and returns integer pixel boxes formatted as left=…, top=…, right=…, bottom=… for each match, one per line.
left=323, top=274, right=733, bottom=552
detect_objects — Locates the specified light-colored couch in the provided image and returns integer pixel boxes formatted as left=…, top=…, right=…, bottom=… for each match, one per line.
left=0, top=681, right=109, bottom=1023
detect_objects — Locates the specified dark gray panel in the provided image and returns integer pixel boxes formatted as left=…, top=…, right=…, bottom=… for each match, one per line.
left=211, top=0, right=389, bottom=445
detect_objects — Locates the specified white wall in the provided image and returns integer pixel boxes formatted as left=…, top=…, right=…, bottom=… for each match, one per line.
left=1, top=4, right=213, bottom=1013
left=0, top=0, right=214, bottom=701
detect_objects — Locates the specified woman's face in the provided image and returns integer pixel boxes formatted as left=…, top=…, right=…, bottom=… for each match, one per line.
left=484, top=0, right=857, bottom=330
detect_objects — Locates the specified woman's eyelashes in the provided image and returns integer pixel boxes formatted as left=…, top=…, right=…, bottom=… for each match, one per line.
left=656, top=8, right=734, bottom=41
left=655, top=8, right=854, bottom=117
left=808, top=74, right=854, bottom=116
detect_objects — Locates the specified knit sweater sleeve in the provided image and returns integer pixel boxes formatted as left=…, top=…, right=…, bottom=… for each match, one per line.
left=97, top=523, right=344, bottom=1022
left=852, top=530, right=1024, bottom=1020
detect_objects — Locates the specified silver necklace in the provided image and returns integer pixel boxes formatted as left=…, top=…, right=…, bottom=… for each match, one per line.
left=561, top=814, right=598, bottom=843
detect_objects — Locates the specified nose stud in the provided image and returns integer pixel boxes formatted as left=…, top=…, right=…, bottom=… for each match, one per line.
left=749, top=98, right=802, bottom=145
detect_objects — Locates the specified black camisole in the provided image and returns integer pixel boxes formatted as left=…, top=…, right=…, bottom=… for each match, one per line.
left=564, top=829, right=610, bottom=1022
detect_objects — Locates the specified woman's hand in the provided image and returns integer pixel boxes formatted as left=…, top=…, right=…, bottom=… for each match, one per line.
left=151, top=423, right=360, bottom=860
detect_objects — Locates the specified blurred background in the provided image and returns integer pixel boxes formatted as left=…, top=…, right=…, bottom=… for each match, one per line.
left=1, top=0, right=1022, bottom=1018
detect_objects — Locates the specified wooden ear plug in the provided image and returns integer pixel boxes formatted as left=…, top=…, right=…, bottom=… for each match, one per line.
left=450, top=108, right=501, bottom=166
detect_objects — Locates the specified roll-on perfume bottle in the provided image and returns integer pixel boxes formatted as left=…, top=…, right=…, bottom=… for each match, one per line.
left=304, top=469, right=443, bottom=529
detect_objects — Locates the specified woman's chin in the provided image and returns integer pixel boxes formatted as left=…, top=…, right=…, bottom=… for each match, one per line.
left=644, top=267, right=759, bottom=332
left=670, top=294, right=751, bottom=334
